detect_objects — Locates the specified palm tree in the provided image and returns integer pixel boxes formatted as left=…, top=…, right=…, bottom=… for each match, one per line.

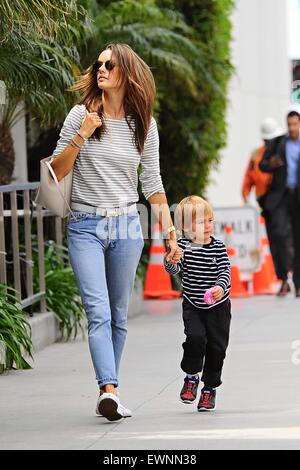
left=0, top=0, right=87, bottom=184
left=26, top=0, right=217, bottom=180
left=81, top=0, right=212, bottom=99
left=0, top=0, right=225, bottom=184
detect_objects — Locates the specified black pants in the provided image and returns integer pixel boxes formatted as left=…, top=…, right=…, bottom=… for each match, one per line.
left=181, top=297, right=231, bottom=388
left=259, top=195, right=293, bottom=276
left=268, top=190, right=300, bottom=288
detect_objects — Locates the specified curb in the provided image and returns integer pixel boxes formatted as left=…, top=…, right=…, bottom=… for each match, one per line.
left=28, top=311, right=60, bottom=353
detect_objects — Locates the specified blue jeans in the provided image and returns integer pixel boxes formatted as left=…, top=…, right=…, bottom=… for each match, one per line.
left=67, top=208, right=144, bottom=388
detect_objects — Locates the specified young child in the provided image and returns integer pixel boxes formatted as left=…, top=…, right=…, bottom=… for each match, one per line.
left=164, top=195, right=231, bottom=412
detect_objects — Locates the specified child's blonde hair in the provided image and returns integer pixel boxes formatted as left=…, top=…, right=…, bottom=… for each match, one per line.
left=174, top=195, right=214, bottom=235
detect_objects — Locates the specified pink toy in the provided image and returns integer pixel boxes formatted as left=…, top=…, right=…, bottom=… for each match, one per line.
left=204, top=288, right=216, bottom=305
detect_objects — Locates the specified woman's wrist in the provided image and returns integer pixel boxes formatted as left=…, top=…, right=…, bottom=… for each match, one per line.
left=165, top=230, right=177, bottom=241
left=78, top=127, right=89, bottom=140
left=76, top=130, right=87, bottom=142
left=163, top=225, right=176, bottom=239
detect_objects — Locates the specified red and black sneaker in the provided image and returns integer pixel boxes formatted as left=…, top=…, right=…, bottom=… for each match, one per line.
left=180, top=376, right=199, bottom=404
left=197, top=387, right=216, bottom=411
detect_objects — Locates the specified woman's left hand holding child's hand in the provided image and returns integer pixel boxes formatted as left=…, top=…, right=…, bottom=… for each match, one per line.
left=166, top=240, right=183, bottom=264
left=212, top=286, right=224, bottom=301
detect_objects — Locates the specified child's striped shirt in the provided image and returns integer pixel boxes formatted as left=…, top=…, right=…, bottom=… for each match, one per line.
left=164, top=236, right=231, bottom=309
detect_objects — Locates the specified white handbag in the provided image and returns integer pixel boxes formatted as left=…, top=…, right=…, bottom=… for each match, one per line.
left=35, top=156, right=75, bottom=218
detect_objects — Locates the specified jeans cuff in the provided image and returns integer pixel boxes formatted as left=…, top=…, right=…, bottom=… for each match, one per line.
left=98, top=378, right=118, bottom=388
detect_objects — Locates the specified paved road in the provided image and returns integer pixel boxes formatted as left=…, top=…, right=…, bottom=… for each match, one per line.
left=1, top=295, right=300, bottom=450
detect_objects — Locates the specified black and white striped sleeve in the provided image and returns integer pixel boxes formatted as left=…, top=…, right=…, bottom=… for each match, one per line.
left=51, top=105, right=85, bottom=158
left=139, top=117, right=166, bottom=200
left=164, top=256, right=182, bottom=275
left=215, top=242, right=231, bottom=292
left=163, top=239, right=184, bottom=275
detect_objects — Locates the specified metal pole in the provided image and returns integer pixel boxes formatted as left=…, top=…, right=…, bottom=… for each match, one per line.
left=10, top=191, right=21, bottom=301
left=23, top=190, right=33, bottom=298
left=36, top=204, right=46, bottom=313
left=0, top=193, right=7, bottom=291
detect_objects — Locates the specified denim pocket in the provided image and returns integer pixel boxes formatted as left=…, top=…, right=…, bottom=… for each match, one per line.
left=68, top=211, right=93, bottom=223
left=126, top=210, right=139, bottom=219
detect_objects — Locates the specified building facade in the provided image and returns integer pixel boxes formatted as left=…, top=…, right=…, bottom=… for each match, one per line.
left=207, top=0, right=298, bottom=207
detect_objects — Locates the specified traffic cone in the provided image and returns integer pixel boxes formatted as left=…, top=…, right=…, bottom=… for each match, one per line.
left=143, top=223, right=182, bottom=299
left=259, top=216, right=278, bottom=283
left=224, top=225, right=251, bottom=298
left=252, top=216, right=277, bottom=295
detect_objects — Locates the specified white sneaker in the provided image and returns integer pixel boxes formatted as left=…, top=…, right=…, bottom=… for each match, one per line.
left=117, top=402, right=132, bottom=418
left=96, top=392, right=132, bottom=421
left=95, top=390, right=119, bottom=417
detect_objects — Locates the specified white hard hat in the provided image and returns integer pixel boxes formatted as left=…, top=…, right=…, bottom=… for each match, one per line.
left=287, top=103, right=300, bottom=117
left=260, top=118, right=283, bottom=140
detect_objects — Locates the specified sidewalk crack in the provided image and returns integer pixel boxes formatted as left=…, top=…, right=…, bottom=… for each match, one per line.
left=84, top=375, right=181, bottom=449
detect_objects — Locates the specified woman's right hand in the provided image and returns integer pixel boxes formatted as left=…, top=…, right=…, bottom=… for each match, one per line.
left=79, top=111, right=102, bottom=139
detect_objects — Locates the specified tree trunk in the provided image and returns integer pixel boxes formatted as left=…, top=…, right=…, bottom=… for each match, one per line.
left=0, top=123, right=15, bottom=185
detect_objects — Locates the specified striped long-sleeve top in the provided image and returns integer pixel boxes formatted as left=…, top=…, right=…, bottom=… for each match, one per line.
left=164, top=236, right=231, bottom=309
left=51, top=104, right=165, bottom=208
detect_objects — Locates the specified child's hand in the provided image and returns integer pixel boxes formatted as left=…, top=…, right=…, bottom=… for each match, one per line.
left=172, top=247, right=184, bottom=263
left=166, top=244, right=183, bottom=264
left=212, top=286, right=224, bottom=301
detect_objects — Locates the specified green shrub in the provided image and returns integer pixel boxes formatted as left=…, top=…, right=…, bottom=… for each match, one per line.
left=157, top=0, right=234, bottom=204
left=0, top=285, right=33, bottom=374
left=32, top=240, right=86, bottom=341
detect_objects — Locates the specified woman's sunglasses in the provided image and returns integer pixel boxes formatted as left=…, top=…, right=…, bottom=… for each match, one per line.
left=92, top=60, right=115, bottom=72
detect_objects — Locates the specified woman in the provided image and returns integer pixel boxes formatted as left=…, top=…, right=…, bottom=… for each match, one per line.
left=51, top=43, right=182, bottom=421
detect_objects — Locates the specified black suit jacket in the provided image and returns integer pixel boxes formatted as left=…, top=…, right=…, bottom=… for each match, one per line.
left=259, top=135, right=300, bottom=210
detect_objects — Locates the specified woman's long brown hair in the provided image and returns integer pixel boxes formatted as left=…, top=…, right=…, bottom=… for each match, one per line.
left=68, top=43, right=156, bottom=155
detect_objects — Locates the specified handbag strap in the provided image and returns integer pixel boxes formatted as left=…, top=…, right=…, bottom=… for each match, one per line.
left=46, top=160, right=77, bottom=219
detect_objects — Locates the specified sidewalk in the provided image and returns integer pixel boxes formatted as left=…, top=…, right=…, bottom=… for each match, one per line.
left=1, top=295, right=300, bottom=450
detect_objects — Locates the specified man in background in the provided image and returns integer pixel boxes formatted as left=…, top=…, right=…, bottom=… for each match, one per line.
left=260, top=105, right=300, bottom=297
left=242, top=118, right=284, bottom=289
